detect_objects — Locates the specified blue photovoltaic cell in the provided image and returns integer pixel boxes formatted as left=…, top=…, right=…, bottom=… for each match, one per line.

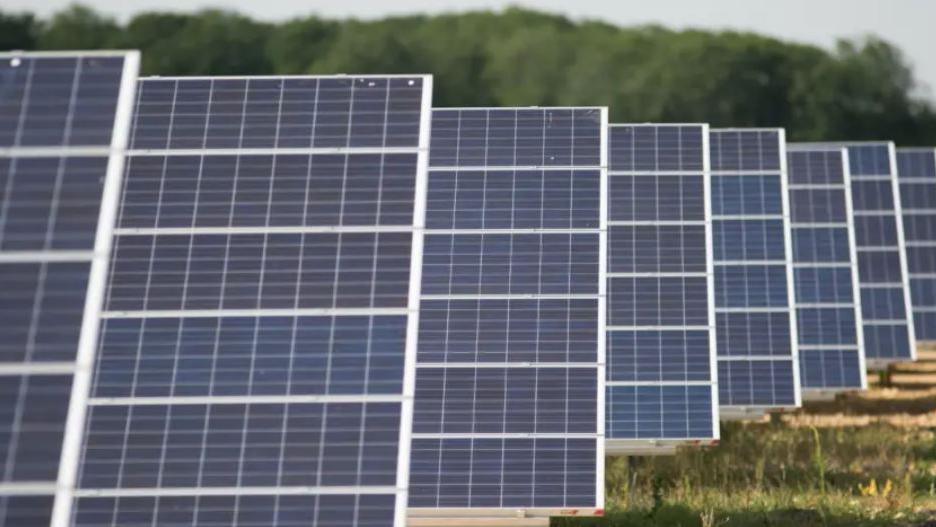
left=843, top=143, right=916, bottom=361
left=78, top=75, right=431, bottom=527
left=92, top=316, right=407, bottom=397
left=410, top=108, right=603, bottom=510
left=609, top=175, right=704, bottom=221
left=73, top=494, right=396, bottom=527
left=897, top=148, right=936, bottom=340
left=609, top=225, right=706, bottom=273
left=716, top=312, right=792, bottom=356
left=0, top=157, right=108, bottom=251
left=607, top=331, right=711, bottom=382
left=119, top=154, right=419, bottom=228
left=0, top=262, right=90, bottom=363
left=0, top=496, right=54, bottom=527
left=130, top=77, right=424, bottom=149
left=711, top=175, right=783, bottom=215
left=713, top=220, right=786, bottom=260
left=425, top=169, right=600, bottom=229
left=409, top=438, right=596, bottom=508
left=413, top=367, right=597, bottom=434
left=716, top=359, right=796, bottom=406
left=792, top=227, right=851, bottom=262
left=799, top=350, right=862, bottom=388
left=710, top=129, right=798, bottom=409
left=105, top=232, right=412, bottom=311
left=0, top=55, right=125, bottom=147
left=606, top=385, right=714, bottom=439
left=714, top=265, right=789, bottom=308
left=608, top=277, right=709, bottom=326
left=421, top=233, right=599, bottom=296
left=417, top=298, right=598, bottom=363
left=0, top=51, right=137, bottom=525
left=0, top=375, right=72, bottom=482
left=605, top=124, right=717, bottom=443
left=78, top=402, right=400, bottom=488
left=429, top=108, right=602, bottom=167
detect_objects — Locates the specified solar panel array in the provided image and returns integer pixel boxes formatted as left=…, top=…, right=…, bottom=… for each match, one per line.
left=896, top=148, right=936, bottom=341
left=605, top=124, right=718, bottom=451
left=65, top=75, right=433, bottom=527
left=0, top=51, right=138, bottom=527
left=838, top=143, right=917, bottom=365
left=408, top=108, right=605, bottom=514
left=5, top=44, right=936, bottom=526
left=709, top=129, right=800, bottom=415
left=786, top=145, right=866, bottom=394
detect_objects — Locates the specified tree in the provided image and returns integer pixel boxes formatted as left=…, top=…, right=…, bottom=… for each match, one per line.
left=114, top=9, right=273, bottom=76
left=37, top=4, right=120, bottom=50
left=266, top=16, right=339, bottom=74
left=0, top=12, right=38, bottom=51
left=4, top=4, right=935, bottom=145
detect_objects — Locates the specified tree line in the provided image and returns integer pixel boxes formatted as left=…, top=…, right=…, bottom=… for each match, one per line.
left=3, top=5, right=936, bottom=145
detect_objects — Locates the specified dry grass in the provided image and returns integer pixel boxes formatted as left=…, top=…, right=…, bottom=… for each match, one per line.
left=555, top=369, right=936, bottom=527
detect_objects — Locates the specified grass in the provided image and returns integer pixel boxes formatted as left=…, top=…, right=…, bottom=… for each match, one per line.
left=552, top=392, right=936, bottom=527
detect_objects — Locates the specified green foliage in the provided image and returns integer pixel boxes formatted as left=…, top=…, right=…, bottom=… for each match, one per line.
left=3, top=3, right=936, bottom=145
left=0, top=11, right=38, bottom=51
left=115, top=10, right=274, bottom=76
left=558, top=421, right=935, bottom=527
left=266, top=16, right=339, bottom=74
left=37, top=5, right=120, bottom=50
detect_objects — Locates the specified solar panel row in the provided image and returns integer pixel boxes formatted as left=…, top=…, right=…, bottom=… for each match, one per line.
left=709, top=129, right=801, bottom=417
left=786, top=145, right=866, bottom=395
left=0, top=51, right=139, bottom=527
left=409, top=108, right=606, bottom=516
left=63, top=75, right=433, bottom=527
left=837, top=143, right=917, bottom=365
left=2, top=48, right=933, bottom=527
left=896, top=148, right=936, bottom=341
left=605, top=124, right=719, bottom=453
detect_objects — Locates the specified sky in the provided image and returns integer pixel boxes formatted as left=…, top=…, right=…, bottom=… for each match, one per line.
left=6, top=0, right=936, bottom=99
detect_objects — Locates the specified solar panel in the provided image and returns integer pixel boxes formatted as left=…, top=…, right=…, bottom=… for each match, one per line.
left=408, top=108, right=605, bottom=519
left=709, top=129, right=800, bottom=418
left=0, top=50, right=139, bottom=527
left=63, top=75, right=433, bottom=527
left=896, top=147, right=936, bottom=342
left=604, top=124, right=718, bottom=453
left=786, top=145, right=867, bottom=396
left=830, top=143, right=917, bottom=366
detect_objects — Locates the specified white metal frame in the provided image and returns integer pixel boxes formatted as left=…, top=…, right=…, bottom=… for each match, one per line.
left=777, top=130, right=804, bottom=408
left=888, top=142, right=919, bottom=363
left=393, top=73, right=434, bottom=527
left=595, top=108, right=608, bottom=507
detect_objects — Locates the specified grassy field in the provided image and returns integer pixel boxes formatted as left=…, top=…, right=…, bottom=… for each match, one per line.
left=555, top=370, right=936, bottom=527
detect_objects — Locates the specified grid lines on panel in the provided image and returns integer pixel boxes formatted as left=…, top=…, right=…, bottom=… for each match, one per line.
left=836, top=143, right=917, bottom=363
left=896, top=148, right=936, bottom=341
left=408, top=108, right=605, bottom=511
left=74, top=75, right=432, bottom=527
left=786, top=146, right=866, bottom=392
left=0, top=50, right=139, bottom=527
left=605, top=124, right=718, bottom=444
left=709, top=129, right=800, bottom=410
